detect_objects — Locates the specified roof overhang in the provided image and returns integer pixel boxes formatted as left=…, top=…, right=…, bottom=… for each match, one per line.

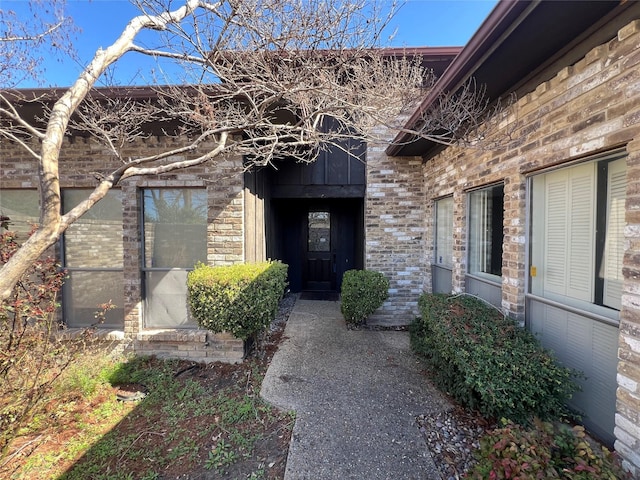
left=387, top=0, right=640, bottom=158
left=3, top=46, right=462, bottom=132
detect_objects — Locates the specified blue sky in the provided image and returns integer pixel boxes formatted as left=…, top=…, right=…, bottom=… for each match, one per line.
left=4, top=0, right=498, bottom=88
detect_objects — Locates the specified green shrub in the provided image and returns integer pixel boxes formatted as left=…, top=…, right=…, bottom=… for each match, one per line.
left=187, top=261, right=288, bottom=340
left=468, top=419, right=630, bottom=479
left=340, top=269, right=389, bottom=325
left=410, top=294, right=580, bottom=424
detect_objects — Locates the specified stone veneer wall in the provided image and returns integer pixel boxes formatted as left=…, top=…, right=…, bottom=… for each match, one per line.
left=365, top=133, right=426, bottom=325
left=419, top=20, right=640, bottom=475
left=0, top=135, right=245, bottom=363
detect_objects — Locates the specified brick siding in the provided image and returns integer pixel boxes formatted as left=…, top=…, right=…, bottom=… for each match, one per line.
left=412, top=20, right=640, bottom=475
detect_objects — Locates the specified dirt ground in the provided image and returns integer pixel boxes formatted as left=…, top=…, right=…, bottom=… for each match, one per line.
left=0, top=294, right=297, bottom=480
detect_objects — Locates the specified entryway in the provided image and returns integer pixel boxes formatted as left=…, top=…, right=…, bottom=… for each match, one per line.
left=270, top=198, right=363, bottom=294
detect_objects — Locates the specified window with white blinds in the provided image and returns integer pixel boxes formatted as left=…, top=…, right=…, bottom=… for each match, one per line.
left=468, top=184, right=504, bottom=278
left=530, top=152, right=626, bottom=311
left=435, top=197, right=453, bottom=267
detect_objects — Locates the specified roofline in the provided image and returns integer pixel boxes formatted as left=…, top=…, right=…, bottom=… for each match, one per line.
left=377, top=46, right=463, bottom=57
left=386, top=0, right=533, bottom=156
left=5, top=46, right=463, bottom=98
left=1, top=85, right=185, bottom=101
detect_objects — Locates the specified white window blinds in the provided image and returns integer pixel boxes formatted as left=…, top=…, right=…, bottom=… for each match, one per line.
left=435, top=197, right=453, bottom=267
left=542, top=163, right=595, bottom=302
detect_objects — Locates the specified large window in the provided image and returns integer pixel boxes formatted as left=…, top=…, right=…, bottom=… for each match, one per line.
left=530, top=151, right=626, bottom=312
left=468, top=184, right=504, bottom=279
left=434, top=196, right=454, bottom=268
left=142, top=188, right=207, bottom=328
left=62, top=189, right=124, bottom=328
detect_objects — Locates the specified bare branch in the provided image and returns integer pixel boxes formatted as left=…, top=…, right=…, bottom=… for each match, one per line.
left=0, top=20, right=66, bottom=43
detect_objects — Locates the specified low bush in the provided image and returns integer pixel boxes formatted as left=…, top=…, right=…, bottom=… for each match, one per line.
left=0, top=221, right=120, bottom=460
left=1, top=227, right=66, bottom=457
left=187, top=261, right=288, bottom=340
left=340, top=269, right=389, bottom=325
left=468, top=419, right=630, bottom=479
left=410, top=294, right=580, bottom=424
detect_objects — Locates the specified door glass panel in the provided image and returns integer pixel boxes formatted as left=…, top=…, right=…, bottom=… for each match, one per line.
left=308, top=211, right=330, bottom=252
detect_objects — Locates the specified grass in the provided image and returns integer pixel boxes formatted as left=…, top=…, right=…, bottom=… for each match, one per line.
left=0, top=304, right=294, bottom=480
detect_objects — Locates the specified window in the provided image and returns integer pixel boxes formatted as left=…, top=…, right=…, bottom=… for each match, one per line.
left=0, top=190, right=39, bottom=237
left=530, top=151, right=626, bottom=311
left=468, top=184, right=504, bottom=278
left=142, top=188, right=207, bottom=328
left=62, top=189, right=124, bottom=328
left=434, top=197, right=454, bottom=268
left=434, top=197, right=453, bottom=268
left=308, top=211, right=330, bottom=252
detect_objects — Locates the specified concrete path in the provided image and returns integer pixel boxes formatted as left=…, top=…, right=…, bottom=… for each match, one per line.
left=261, top=299, right=450, bottom=480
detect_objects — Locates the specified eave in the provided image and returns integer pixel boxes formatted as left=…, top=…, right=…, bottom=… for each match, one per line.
left=387, top=0, right=640, bottom=158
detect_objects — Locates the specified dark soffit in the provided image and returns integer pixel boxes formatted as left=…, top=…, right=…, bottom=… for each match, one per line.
left=388, top=0, right=639, bottom=158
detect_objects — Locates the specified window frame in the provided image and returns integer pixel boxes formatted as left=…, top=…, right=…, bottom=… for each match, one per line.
left=60, top=188, right=125, bottom=329
left=467, top=183, right=504, bottom=282
left=527, top=149, right=626, bottom=319
left=140, top=187, right=208, bottom=329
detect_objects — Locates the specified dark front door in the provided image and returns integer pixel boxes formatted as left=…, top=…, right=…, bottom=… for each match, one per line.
left=272, top=199, right=362, bottom=293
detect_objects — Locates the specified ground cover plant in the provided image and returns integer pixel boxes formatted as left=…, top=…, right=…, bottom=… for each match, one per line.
left=467, top=419, right=630, bottom=479
left=410, top=293, right=632, bottom=478
left=410, top=293, right=580, bottom=425
left=0, top=296, right=296, bottom=480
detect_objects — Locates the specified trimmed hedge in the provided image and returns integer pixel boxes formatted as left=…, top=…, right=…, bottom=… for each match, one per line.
left=410, top=294, right=580, bottom=424
left=340, top=269, right=389, bottom=325
left=187, top=261, right=288, bottom=340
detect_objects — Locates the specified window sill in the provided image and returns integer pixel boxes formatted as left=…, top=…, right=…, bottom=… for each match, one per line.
left=136, top=329, right=239, bottom=343
left=465, top=272, right=501, bottom=287
left=56, top=328, right=125, bottom=342
left=525, top=293, right=619, bottom=327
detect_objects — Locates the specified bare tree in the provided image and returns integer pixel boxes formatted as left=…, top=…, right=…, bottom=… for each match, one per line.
left=0, top=0, right=500, bottom=302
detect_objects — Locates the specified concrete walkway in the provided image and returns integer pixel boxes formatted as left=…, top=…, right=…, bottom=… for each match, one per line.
left=261, top=299, right=450, bottom=480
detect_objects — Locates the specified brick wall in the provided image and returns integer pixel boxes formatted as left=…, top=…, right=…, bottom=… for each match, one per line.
left=206, top=155, right=245, bottom=265
left=365, top=133, right=427, bottom=325
left=619, top=136, right=640, bottom=475
left=0, top=134, right=247, bottom=363
left=135, top=329, right=244, bottom=363
left=418, top=20, right=640, bottom=475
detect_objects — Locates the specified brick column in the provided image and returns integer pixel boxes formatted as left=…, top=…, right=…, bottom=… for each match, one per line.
left=121, top=181, right=142, bottom=338
left=365, top=136, right=427, bottom=325
left=501, top=174, right=526, bottom=322
left=206, top=154, right=245, bottom=266
left=617, top=137, right=640, bottom=477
